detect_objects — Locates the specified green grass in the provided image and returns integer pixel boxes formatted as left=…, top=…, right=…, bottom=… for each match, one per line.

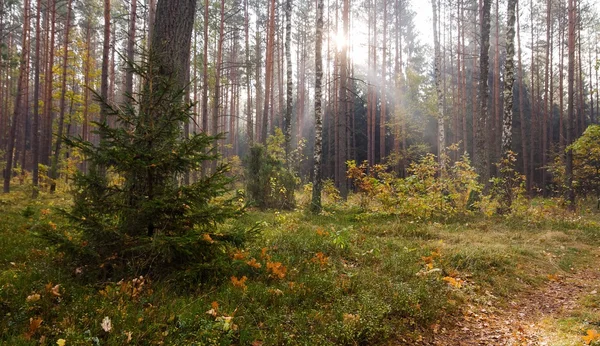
left=2, top=186, right=600, bottom=345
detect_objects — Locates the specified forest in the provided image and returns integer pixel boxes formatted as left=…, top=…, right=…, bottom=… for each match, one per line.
left=1, top=0, right=600, bottom=344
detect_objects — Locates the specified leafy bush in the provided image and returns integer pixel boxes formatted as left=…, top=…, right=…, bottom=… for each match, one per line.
left=491, top=151, right=526, bottom=214
left=347, top=153, right=482, bottom=219
left=244, top=130, right=296, bottom=210
left=38, top=60, right=253, bottom=280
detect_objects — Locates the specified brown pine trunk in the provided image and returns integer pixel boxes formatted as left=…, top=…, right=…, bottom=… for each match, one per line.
left=566, top=0, right=576, bottom=209
left=380, top=0, right=387, bottom=162
left=49, top=0, right=70, bottom=192
left=245, top=0, right=253, bottom=145
left=4, top=0, right=29, bottom=193
left=41, top=0, right=56, bottom=166
left=31, top=0, right=42, bottom=197
left=262, top=0, right=276, bottom=144
left=516, top=1, right=529, bottom=190
left=125, top=0, right=136, bottom=96
left=475, top=0, right=491, bottom=184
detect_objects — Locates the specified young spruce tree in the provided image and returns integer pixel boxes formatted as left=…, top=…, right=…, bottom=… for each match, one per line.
left=42, top=58, right=250, bottom=280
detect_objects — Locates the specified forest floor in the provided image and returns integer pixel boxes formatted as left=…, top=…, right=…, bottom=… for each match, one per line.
left=422, top=263, right=600, bottom=345
left=1, top=186, right=600, bottom=345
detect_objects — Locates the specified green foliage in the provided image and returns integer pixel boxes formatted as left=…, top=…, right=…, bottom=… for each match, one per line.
left=38, top=59, right=251, bottom=280
left=491, top=151, right=527, bottom=215
left=347, top=153, right=482, bottom=220
left=244, top=130, right=297, bottom=210
left=569, top=125, right=600, bottom=197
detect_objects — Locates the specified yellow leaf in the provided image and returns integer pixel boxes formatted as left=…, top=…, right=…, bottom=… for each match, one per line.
left=26, top=294, right=41, bottom=302
left=202, top=234, right=214, bottom=243
left=443, top=276, right=462, bottom=288
left=57, top=339, right=66, bottom=346
left=583, top=329, right=600, bottom=345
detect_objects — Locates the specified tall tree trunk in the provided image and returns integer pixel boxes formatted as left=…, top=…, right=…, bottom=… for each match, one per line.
left=475, top=0, right=492, bottom=184
left=31, top=0, right=42, bottom=197
left=380, top=0, right=387, bottom=162
left=542, top=0, right=551, bottom=195
left=99, top=0, right=111, bottom=159
left=502, top=0, right=517, bottom=155
left=125, top=0, right=137, bottom=96
left=284, top=0, right=293, bottom=162
left=432, top=0, right=446, bottom=167
left=4, top=0, right=29, bottom=193
left=337, top=0, right=349, bottom=197
left=262, top=0, right=276, bottom=144
left=516, top=1, right=529, bottom=190
left=245, top=0, right=253, bottom=145
left=151, top=0, right=197, bottom=92
left=211, top=0, right=225, bottom=171
left=41, top=0, right=56, bottom=166
left=566, top=0, right=576, bottom=209
left=49, top=0, right=70, bottom=193
left=311, top=0, right=324, bottom=213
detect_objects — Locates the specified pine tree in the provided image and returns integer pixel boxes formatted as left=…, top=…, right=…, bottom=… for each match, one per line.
left=42, top=61, right=248, bottom=278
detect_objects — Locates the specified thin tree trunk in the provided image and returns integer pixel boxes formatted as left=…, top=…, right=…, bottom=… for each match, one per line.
left=566, top=0, right=576, bottom=209
left=41, top=0, right=56, bottom=166
left=125, top=0, right=136, bottom=96
left=380, top=0, right=387, bottom=162
left=31, top=0, right=42, bottom=197
left=284, top=0, right=293, bottom=162
left=262, top=0, right=276, bottom=144
left=516, top=1, right=529, bottom=190
left=502, top=0, right=517, bottom=155
left=4, top=0, right=30, bottom=193
left=432, top=0, right=446, bottom=167
left=49, top=0, right=70, bottom=193
left=311, top=0, right=324, bottom=213
left=245, top=0, right=253, bottom=146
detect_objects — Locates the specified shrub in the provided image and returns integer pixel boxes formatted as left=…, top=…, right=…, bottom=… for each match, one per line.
left=244, top=130, right=296, bottom=210
left=39, top=59, right=253, bottom=280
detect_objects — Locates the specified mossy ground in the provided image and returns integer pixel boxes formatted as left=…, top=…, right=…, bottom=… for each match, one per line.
left=1, top=186, right=600, bottom=345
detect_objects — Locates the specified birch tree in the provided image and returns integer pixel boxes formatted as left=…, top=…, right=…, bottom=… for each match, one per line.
left=311, top=0, right=324, bottom=213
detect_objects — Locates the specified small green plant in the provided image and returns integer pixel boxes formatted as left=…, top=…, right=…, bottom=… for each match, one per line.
left=38, top=57, right=252, bottom=280
left=244, top=129, right=297, bottom=210
left=491, top=151, right=526, bottom=215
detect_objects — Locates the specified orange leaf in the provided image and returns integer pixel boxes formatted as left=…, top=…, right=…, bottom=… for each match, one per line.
left=24, top=317, right=43, bottom=339
left=231, top=276, right=248, bottom=290
left=443, top=276, right=462, bottom=288
left=266, top=261, right=287, bottom=279
left=583, top=329, right=600, bottom=345
left=246, top=258, right=262, bottom=268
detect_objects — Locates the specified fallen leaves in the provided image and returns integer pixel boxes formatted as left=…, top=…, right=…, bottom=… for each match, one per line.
left=584, top=329, right=600, bottom=345
left=443, top=276, right=463, bottom=288
left=101, top=316, right=112, bottom=333
left=266, top=261, right=287, bottom=279
left=231, top=276, right=248, bottom=290
left=24, top=317, right=43, bottom=339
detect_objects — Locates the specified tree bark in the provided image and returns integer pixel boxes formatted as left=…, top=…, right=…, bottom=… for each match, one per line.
left=4, top=0, right=30, bottom=193
left=502, top=0, right=517, bottom=155
left=566, top=0, right=576, bottom=209
left=475, top=0, right=491, bottom=184
left=432, top=0, right=446, bottom=168
left=125, top=0, right=137, bottom=96
left=31, top=0, right=42, bottom=197
left=49, top=0, right=71, bottom=193
left=311, top=0, right=324, bottom=213
left=284, top=0, right=293, bottom=163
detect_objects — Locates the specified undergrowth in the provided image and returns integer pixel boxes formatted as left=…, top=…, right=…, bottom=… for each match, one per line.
left=1, top=184, right=600, bottom=345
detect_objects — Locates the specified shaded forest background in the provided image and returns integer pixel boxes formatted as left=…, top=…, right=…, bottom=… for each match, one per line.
left=1, top=0, right=599, bottom=197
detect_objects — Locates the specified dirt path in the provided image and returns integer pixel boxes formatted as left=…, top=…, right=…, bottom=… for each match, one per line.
left=422, top=268, right=600, bottom=346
